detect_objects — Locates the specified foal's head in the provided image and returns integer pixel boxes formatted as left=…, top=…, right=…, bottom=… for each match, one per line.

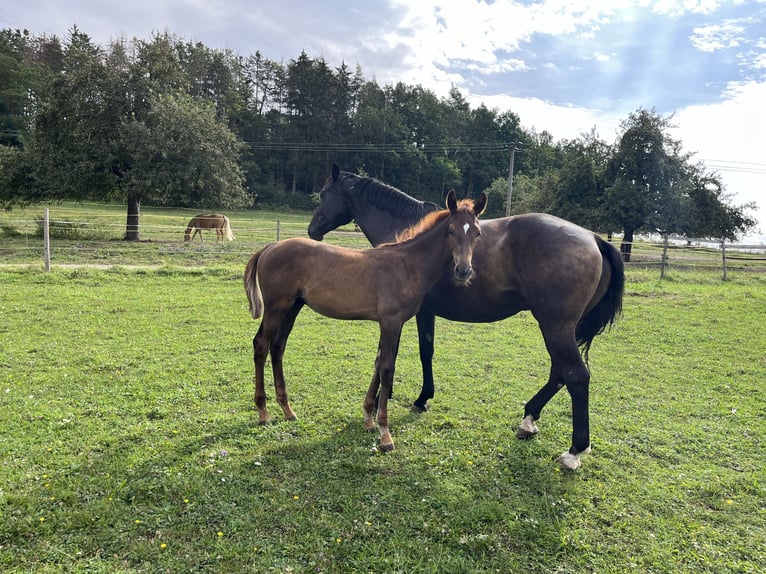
left=446, top=190, right=487, bottom=285
left=397, top=189, right=487, bottom=286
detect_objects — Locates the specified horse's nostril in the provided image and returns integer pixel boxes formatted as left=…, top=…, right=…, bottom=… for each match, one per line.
left=455, top=265, right=472, bottom=281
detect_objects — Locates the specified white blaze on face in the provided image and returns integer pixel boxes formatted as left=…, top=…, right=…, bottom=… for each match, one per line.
left=463, top=223, right=469, bottom=235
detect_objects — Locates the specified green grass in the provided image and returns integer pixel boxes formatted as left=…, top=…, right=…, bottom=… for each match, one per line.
left=1, top=263, right=764, bottom=573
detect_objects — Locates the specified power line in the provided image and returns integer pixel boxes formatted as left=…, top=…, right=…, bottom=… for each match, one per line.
left=241, top=141, right=512, bottom=153
left=699, top=159, right=766, bottom=175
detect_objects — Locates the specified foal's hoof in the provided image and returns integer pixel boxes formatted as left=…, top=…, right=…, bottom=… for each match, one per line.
left=411, top=401, right=429, bottom=413
left=258, top=419, right=272, bottom=426
left=380, top=441, right=395, bottom=452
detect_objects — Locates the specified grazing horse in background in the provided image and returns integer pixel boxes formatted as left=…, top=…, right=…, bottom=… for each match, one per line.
left=183, top=213, right=234, bottom=242
left=308, top=164, right=625, bottom=470
left=245, top=186, right=487, bottom=452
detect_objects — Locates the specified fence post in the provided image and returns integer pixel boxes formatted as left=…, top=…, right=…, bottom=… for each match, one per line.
left=721, top=238, right=728, bottom=281
left=276, top=218, right=280, bottom=242
left=43, top=208, right=51, bottom=272
left=660, top=233, right=669, bottom=279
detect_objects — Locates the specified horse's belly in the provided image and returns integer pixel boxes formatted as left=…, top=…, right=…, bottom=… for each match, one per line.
left=422, top=282, right=527, bottom=323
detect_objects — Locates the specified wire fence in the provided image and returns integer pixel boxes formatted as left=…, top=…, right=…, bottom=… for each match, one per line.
left=1, top=204, right=765, bottom=276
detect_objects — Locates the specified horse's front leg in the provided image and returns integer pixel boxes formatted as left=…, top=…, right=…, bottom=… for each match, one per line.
left=412, top=310, right=436, bottom=412
left=363, top=363, right=380, bottom=433
left=374, top=321, right=402, bottom=452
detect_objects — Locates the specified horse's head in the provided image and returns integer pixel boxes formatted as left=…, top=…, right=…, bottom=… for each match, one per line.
left=308, top=163, right=353, bottom=241
left=446, top=189, right=487, bottom=286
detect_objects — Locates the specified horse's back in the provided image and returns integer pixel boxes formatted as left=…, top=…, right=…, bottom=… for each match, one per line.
left=257, top=238, right=387, bottom=320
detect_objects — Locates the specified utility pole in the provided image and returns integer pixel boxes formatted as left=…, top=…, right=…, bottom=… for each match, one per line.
left=506, top=142, right=518, bottom=217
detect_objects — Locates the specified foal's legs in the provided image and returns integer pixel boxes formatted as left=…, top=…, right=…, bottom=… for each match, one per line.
left=253, top=307, right=290, bottom=424
left=365, top=320, right=402, bottom=451
left=268, top=300, right=304, bottom=421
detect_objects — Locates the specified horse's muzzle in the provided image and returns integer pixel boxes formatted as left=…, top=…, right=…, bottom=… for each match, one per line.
left=453, top=263, right=475, bottom=285
left=307, top=224, right=325, bottom=241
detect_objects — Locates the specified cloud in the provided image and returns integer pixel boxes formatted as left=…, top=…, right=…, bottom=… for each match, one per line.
left=690, top=21, right=746, bottom=52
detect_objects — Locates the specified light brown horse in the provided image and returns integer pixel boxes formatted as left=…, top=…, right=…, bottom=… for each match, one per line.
left=183, top=213, right=234, bottom=242
left=244, top=189, right=487, bottom=451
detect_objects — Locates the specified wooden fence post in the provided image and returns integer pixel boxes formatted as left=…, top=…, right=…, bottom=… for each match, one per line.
left=43, top=208, right=51, bottom=272
left=721, top=238, right=728, bottom=281
left=276, top=218, right=281, bottom=242
left=660, top=233, right=669, bottom=279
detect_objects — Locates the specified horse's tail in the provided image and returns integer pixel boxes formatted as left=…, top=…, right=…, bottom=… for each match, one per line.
left=223, top=216, right=235, bottom=241
left=575, top=235, right=625, bottom=361
left=244, top=249, right=265, bottom=319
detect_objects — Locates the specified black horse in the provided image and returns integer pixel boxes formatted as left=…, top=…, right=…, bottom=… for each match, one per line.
left=308, top=165, right=625, bottom=470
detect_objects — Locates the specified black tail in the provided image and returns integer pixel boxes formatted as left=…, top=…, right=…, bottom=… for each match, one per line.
left=576, top=236, right=625, bottom=361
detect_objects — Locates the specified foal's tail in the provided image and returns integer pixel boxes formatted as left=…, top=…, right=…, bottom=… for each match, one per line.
left=576, top=235, right=625, bottom=361
left=223, top=216, right=235, bottom=241
left=244, top=249, right=265, bottom=319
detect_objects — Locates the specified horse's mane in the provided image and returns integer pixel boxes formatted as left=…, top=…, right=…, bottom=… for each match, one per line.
left=346, top=173, right=438, bottom=220
left=388, top=198, right=477, bottom=246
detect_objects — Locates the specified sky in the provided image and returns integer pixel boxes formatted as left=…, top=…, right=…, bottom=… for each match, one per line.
left=2, top=0, right=765, bottom=242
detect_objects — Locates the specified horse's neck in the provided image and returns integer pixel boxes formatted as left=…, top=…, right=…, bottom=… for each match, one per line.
left=353, top=204, right=414, bottom=246
left=393, top=217, right=451, bottom=285
left=349, top=183, right=430, bottom=246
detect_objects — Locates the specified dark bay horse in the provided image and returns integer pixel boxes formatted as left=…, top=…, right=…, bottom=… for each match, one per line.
left=308, top=165, right=624, bottom=470
left=184, top=213, right=234, bottom=242
left=245, top=187, right=487, bottom=452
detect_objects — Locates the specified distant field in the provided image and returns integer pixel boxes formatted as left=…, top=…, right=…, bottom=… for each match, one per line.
left=1, top=202, right=764, bottom=275
left=0, top=258, right=764, bottom=572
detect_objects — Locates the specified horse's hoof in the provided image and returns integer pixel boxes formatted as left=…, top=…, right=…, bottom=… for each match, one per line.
left=380, top=441, right=395, bottom=452
left=555, top=451, right=582, bottom=471
left=258, top=419, right=271, bottom=426
left=285, top=414, right=297, bottom=421
left=411, top=402, right=429, bottom=413
left=516, top=415, right=539, bottom=439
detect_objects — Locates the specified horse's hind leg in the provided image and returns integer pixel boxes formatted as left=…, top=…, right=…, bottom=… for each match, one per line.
left=252, top=309, right=289, bottom=424
left=253, top=323, right=274, bottom=424
left=520, top=326, right=591, bottom=470
left=269, top=300, right=304, bottom=421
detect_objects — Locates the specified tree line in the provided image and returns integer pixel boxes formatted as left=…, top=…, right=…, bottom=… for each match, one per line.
left=0, top=27, right=756, bottom=257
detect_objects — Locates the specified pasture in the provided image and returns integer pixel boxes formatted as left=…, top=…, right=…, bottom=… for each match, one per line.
left=0, top=206, right=765, bottom=572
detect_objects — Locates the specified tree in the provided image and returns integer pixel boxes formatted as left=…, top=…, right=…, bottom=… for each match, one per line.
left=605, top=108, right=685, bottom=261
left=120, top=92, right=248, bottom=238
left=28, top=31, right=247, bottom=239
left=683, top=164, right=757, bottom=240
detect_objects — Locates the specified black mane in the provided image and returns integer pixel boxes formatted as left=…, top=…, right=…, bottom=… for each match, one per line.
left=345, top=173, right=438, bottom=220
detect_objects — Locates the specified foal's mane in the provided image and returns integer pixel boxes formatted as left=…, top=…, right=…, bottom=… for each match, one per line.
left=346, top=173, right=438, bottom=220
left=389, top=198, right=477, bottom=245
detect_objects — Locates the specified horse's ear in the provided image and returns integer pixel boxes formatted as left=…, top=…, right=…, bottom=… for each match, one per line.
left=474, top=192, right=488, bottom=216
left=446, top=189, right=458, bottom=212
left=332, top=163, right=340, bottom=182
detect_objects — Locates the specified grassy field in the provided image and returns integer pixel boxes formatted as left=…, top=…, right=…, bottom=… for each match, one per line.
left=1, top=204, right=765, bottom=572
